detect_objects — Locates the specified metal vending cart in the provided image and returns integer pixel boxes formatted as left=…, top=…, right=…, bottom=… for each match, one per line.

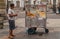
left=25, top=1, right=49, bottom=35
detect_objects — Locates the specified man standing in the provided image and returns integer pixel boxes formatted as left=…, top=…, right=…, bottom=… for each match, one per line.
left=8, top=4, right=18, bottom=38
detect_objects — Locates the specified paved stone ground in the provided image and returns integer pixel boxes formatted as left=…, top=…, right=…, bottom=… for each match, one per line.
left=0, top=9, right=60, bottom=39
left=0, top=18, right=60, bottom=39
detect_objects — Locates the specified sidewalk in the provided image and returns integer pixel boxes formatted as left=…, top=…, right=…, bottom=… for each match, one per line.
left=0, top=18, right=60, bottom=39
left=0, top=9, right=60, bottom=39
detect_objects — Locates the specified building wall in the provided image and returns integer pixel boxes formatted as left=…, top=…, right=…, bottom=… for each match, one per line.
left=48, top=0, right=59, bottom=5
left=48, top=0, right=53, bottom=5
left=30, top=0, right=35, bottom=5
left=5, top=0, right=24, bottom=8
left=13, top=0, right=17, bottom=6
left=0, top=0, right=5, bottom=9
left=12, top=0, right=24, bottom=8
left=20, top=0, right=24, bottom=7
left=58, top=0, right=60, bottom=2
left=5, top=0, right=60, bottom=8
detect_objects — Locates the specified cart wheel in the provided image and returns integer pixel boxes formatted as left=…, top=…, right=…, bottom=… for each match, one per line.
left=27, top=28, right=36, bottom=35
left=45, top=29, right=49, bottom=33
left=33, top=27, right=37, bottom=31
left=0, top=27, right=3, bottom=29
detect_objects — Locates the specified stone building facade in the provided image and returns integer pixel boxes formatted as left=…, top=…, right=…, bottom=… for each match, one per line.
left=0, top=0, right=6, bottom=9
left=5, top=0, right=25, bottom=8
left=4, top=0, right=60, bottom=9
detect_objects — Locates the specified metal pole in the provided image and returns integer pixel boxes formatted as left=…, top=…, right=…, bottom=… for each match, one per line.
left=53, top=0, right=56, bottom=13
left=46, top=0, right=48, bottom=12
left=28, top=0, right=31, bottom=11
left=6, top=0, right=8, bottom=13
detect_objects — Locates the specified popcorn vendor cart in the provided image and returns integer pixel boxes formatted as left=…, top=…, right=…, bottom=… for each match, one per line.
left=25, top=1, right=49, bottom=35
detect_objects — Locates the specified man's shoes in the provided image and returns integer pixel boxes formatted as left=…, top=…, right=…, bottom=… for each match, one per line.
left=8, top=35, right=13, bottom=38
left=11, top=35, right=15, bottom=37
